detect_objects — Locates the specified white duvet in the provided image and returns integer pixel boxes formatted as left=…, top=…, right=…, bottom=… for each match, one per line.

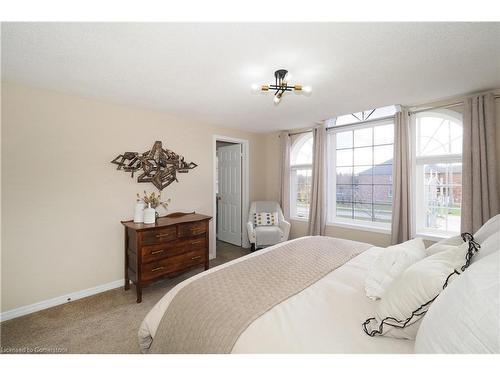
left=139, top=238, right=414, bottom=354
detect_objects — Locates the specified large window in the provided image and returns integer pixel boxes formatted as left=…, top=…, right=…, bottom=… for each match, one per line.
left=328, top=119, right=394, bottom=230
left=290, top=133, right=313, bottom=219
left=413, top=109, right=463, bottom=237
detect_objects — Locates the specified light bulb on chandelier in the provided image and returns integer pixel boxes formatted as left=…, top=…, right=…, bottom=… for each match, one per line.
left=250, top=83, right=260, bottom=93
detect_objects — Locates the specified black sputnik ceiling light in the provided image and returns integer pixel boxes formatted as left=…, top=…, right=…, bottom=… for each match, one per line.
left=252, top=69, right=312, bottom=105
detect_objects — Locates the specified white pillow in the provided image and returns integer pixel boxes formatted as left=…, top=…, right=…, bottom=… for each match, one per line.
left=474, top=214, right=500, bottom=244
left=473, top=232, right=500, bottom=262
left=415, top=251, right=499, bottom=353
left=365, top=238, right=426, bottom=300
left=425, top=235, right=462, bottom=255
left=363, top=242, right=470, bottom=339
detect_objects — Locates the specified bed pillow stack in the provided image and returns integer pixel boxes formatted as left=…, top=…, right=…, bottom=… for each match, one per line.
left=363, top=234, right=480, bottom=339
left=363, top=215, right=500, bottom=344
left=363, top=241, right=470, bottom=339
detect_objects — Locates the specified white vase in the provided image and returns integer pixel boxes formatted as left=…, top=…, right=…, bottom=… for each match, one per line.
left=133, top=201, right=145, bottom=223
left=143, top=203, right=156, bottom=224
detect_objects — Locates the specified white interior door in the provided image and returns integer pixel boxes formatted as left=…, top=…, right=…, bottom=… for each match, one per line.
left=217, top=144, right=242, bottom=246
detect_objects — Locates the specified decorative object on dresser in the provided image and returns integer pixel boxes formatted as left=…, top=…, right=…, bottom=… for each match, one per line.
left=143, top=204, right=156, bottom=224
left=111, top=141, right=198, bottom=191
left=134, top=199, right=145, bottom=223
left=121, top=212, right=212, bottom=303
left=137, top=191, right=171, bottom=223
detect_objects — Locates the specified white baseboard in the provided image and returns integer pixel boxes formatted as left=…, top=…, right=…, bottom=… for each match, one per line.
left=0, top=279, right=125, bottom=322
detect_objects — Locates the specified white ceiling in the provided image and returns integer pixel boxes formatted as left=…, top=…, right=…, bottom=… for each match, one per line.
left=2, top=23, right=499, bottom=132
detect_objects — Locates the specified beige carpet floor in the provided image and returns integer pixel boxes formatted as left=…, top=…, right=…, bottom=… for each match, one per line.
left=0, top=241, right=251, bottom=354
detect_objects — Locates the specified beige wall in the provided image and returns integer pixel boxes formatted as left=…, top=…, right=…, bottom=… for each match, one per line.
left=1, top=82, right=268, bottom=312
left=262, top=132, right=281, bottom=202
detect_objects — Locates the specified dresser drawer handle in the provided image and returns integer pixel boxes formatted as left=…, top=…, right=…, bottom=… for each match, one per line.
left=151, top=249, right=165, bottom=255
left=191, top=240, right=204, bottom=245
left=151, top=266, right=164, bottom=272
left=191, top=255, right=202, bottom=260
left=156, top=233, right=172, bottom=238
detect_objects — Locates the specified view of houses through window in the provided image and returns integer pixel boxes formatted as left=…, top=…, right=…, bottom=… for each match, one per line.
left=328, top=120, right=394, bottom=226
left=290, top=106, right=397, bottom=224
left=414, top=109, right=463, bottom=236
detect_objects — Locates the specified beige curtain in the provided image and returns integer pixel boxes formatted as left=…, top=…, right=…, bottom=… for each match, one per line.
left=278, top=131, right=291, bottom=220
left=308, top=123, right=327, bottom=235
left=391, top=109, right=412, bottom=244
left=461, top=93, right=499, bottom=233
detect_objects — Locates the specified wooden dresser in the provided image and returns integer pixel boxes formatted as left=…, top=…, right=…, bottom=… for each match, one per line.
left=121, top=212, right=212, bottom=303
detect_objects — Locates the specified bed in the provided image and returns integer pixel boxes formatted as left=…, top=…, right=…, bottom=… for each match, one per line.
left=139, top=236, right=415, bottom=354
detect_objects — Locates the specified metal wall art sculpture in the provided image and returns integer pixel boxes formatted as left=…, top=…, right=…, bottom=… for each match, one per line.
left=111, top=141, right=197, bottom=190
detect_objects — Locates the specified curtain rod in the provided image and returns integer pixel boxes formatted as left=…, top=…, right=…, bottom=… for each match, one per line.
left=288, top=129, right=313, bottom=137
left=287, top=94, right=500, bottom=136
left=409, top=94, right=500, bottom=115
left=408, top=101, right=463, bottom=115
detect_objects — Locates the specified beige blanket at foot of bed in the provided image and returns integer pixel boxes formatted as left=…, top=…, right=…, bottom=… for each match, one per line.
left=151, top=236, right=371, bottom=353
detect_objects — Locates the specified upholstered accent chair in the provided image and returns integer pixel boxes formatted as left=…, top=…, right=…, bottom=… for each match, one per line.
left=246, top=201, right=291, bottom=251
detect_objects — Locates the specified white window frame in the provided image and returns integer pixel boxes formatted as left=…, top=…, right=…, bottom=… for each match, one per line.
left=290, top=133, right=313, bottom=220
left=411, top=109, right=463, bottom=240
left=327, top=118, right=394, bottom=234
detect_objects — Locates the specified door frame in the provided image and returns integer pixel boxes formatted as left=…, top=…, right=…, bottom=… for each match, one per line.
left=212, top=135, right=250, bottom=259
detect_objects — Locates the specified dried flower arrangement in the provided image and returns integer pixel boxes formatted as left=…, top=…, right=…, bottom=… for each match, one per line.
left=137, top=191, right=171, bottom=210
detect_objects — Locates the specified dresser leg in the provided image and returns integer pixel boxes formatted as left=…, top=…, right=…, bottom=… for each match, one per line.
left=124, top=227, right=130, bottom=291
left=136, top=286, right=142, bottom=303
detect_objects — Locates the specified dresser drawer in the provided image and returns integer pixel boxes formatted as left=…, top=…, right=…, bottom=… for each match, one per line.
left=178, top=221, right=207, bottom=238
left=141, top=244, right=172, bottom=263
left=141, top=235, right=207, bottom=263
left=141, top=226, right=177, bottom=245
left=183, top=235, right=207, bottom=250
left=141, top=249, right=206, bottom=282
